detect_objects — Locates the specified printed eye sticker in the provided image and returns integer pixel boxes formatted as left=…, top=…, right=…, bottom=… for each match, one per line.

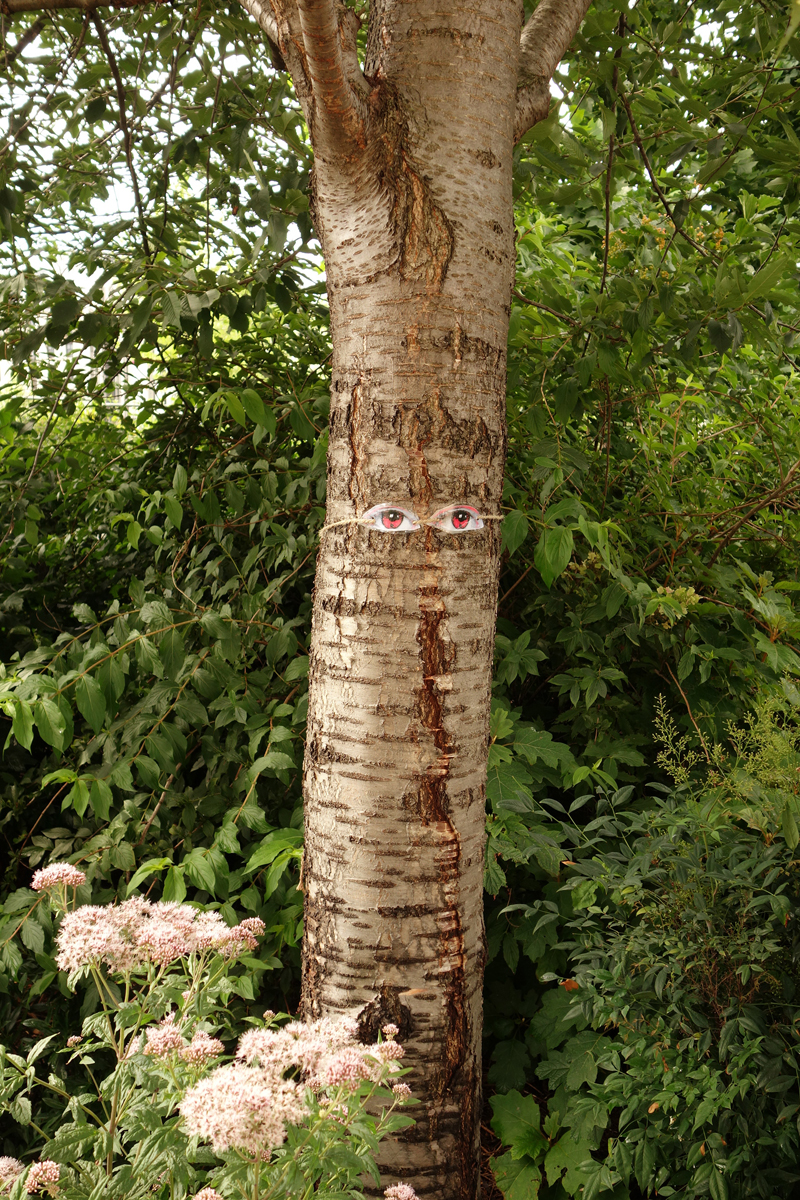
left=360, top=503, right=421, bottom=533
left=427, top=505, right=484, bottom=532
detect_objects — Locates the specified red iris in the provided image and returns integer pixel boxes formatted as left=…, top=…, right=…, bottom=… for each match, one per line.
left=382, top=510, right=403, bottom=529
left=452, top=511, right=470, bottom=529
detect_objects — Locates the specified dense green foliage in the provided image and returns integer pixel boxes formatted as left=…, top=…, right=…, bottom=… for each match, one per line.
left=2, top=0, right=800, bottom=1195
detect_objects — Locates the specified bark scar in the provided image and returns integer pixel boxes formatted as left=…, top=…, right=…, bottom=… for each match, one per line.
left=414, top=584, right=470, bottom=1178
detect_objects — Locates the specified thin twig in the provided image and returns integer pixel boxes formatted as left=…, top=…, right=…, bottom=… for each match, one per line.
left=91, top=11, right=151, bottom=260
left=664, top=663, right=711, bottom=764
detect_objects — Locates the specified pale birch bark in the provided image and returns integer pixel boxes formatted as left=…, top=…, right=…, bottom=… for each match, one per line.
left=249, top=1, right=591, bottom=1195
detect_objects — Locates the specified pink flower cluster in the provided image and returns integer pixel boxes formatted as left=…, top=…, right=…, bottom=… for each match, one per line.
left=31, top=864, right=86, bottom=892
left=144, top=1012, right=184, bottom=1058
left=0, top=1159, right=23, bottom=1193
left=25, top=1161, right=60, bottom=1194
left=181, top=1015, right=411, bottom=1158
left=55, top=897, right=265, bottom=973
left=180, top=1064, right=307, bottom=1155
left=181, top=1029, right=224, bottom=1064
left=193, top=1190, right=223, bottom=1200
left=142, top=1014, right=224, bottom=1062
left=385, top=1186, right=419, bottom=1200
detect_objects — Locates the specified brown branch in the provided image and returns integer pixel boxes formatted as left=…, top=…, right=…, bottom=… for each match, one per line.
left=2, top=15, right=45, bottom=63
left=90, top=10, right=151, bottom=260
left=295, top=0, right=368, bottom=150
left=515, top=0, right=592, bottom=141
left=1, top=0, right=148, bottom=12
left=235, top=0, right=279, bottom=44
left=512, top=289, right=581, bottom=327
left=616, top=89, right=710, bottom=261
left=707, top=458, right=800, bottom=566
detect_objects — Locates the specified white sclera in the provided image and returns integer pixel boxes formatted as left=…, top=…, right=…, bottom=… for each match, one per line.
left=361, top=504, right=421, bottom=532
left=427, top=505, right=484, bottom=532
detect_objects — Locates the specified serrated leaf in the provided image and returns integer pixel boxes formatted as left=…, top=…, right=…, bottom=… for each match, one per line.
left=76, top=675, right=106, bottom=735
left=34, top=698, right=66, bottom=750
left=183, top=849, right=216, bottom=893
left=502, top=510, right=529, bottom=557
left=11, top=701, right=34, bottom=750
left=126, top=857, right=172, bottom=896
left=160, top=627, right=186, bottom=680
left=491, top=1090, right=548, bottom=1161
left=492, top=1151, right=542, bottom=1199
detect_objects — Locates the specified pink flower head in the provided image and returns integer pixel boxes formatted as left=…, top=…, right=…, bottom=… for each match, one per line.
left=382, top=1023, right=399, bottom=1039
left=320, top=1046, right=372, bottom=1089
left=392, top=1082, right=412, bottom=1099
left=0, top=1159, right=23, bottom=1193
left=31, top=864, right=86, bottom=891
left=66, top=1035, right=82, bottom=1047
left=180, top=1063, right=308, bottom=1155
left=193, top=1190, right=223, bottom=1200
left=144, top=1012, right=184, bottom=1059
left=25, top=1161, right=60, bottom=1194
left=384, top=1187, right=419, bottom=1200
left=180, top=1030, right=224, bottom=1064
left=56, top=898, right=265, bottom=974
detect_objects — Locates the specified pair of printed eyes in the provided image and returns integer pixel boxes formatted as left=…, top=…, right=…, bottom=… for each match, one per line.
left=362, top=504, right=484, bottom=533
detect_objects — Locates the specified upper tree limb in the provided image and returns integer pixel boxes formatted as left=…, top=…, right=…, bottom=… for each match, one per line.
left=514, top=0, right=592, bottom=142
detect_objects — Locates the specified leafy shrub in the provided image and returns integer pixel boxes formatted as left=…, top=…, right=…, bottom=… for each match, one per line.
left=488, top=685, right=800, bottom=1199
left=0, top=868, right=415, bottom=1199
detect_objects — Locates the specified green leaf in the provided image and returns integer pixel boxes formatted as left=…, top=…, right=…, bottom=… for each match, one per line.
left=65, top=779, right=90, bottom=818
left=502, top=510, right=529, bottom=557
left=164, top=495, right=183, bottom=529
left=34, top=698, right=66, bottom=750
left=183, top=849, right=216, bottom=893
left=126, top=857, right=173, bottom=895
left=490, top=1091, right=549, bottom=1161
left=240, top=388, right=268, bottom=425
left=709, top=1168, right=729, bottom=1200
left=492, top=1151, right=541, bottom=1199
left=544, top=1136, right=595, bottom=1193
left=76, top=674, right=106, bottom=734
left=782, top=803, right=799, bottom=849
left=746, top=254, right=790, bottom=300
left=11, top=701, right=34, bottom=750
left=173, top=464, right=188, bottom=496
left=127, top=520, right=142, bottom=549
left=160, top=627, right=186, bottom=679
left=225, top=390, right=248, bottom=425
left=90, top=778, right=113, bottom=822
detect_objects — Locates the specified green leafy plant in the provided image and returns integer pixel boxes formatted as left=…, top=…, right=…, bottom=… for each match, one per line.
left=0, top=867, right=415, bottom=1199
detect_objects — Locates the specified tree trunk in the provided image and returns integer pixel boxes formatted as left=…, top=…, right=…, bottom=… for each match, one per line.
left=237, top=0, right=592, bottom=1192
left=300, top=5, right=517, bottom=1196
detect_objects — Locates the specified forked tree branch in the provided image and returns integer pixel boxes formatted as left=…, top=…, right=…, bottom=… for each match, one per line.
left=514, top=0, right=592, bottom=142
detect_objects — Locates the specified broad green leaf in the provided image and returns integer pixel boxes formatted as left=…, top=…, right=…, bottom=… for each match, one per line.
left=34, top=698, right=66, bottom=750
left=502, top=510, right=529, bottom=557
left=160, top=627, right=186, bottom=680
left=492, top=1151, right=541, bottom=1199
left=490, top=1091, right=549, bottom=1161
left=11, top=701, right=34, bottom=750
left=126, top=857, right=173, bottom=896
left=76, top=674, right=106, bottom=734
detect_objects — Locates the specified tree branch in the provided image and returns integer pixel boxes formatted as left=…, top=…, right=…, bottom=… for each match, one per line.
left=235, top=0, right=279, bottom=45
left=295, top=0, right=368, bottom=151
left=514, top=0, right=592, bottom=142
left=91, top=10, right=151, bottom=260
left=1, top=0, right=148, bottom=12
left=2, top=14, right=45, bottom=63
